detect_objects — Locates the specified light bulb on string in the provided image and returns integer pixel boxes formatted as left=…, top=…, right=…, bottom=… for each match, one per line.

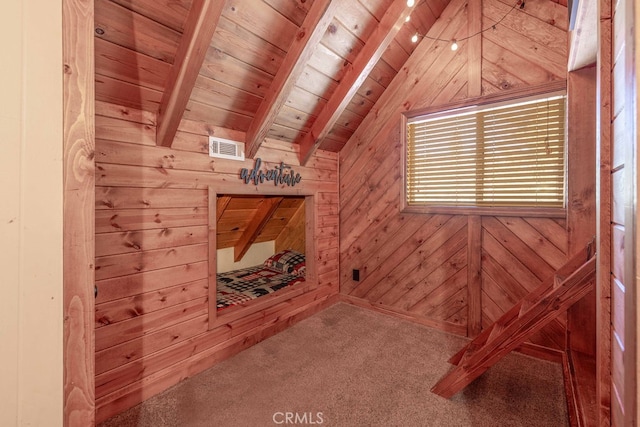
left=407, top=0, right=522, bottom=50
left=405, top=15, right=411, bottom=23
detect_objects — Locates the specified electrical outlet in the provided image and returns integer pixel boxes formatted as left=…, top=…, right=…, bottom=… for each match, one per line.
left=352, top=269, right=360, bottom=281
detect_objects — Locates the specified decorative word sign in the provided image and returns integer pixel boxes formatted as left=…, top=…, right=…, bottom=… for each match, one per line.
left=240, top=158, right=302, bottom=187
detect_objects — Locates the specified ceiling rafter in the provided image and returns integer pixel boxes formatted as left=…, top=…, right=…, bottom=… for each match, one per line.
left=234, top=197, right=284, bottom=262
left=156, top=0, right=224, bottom=148
left=297, top=0, right=417, bottom=165
left=244, top=0, right=340, bottom=159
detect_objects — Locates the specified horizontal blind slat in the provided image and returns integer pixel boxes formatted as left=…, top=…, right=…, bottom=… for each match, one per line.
left=406, top=93, right=566, bottom=208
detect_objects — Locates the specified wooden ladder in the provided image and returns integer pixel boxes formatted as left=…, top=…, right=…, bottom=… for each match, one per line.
left=431, top=242, right=596, bottom=399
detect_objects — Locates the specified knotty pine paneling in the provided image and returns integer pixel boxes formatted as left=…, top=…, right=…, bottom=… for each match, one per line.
left=95, top=38, right=170, bottom=93
left=94, top=0, right=180, bottom=64
left=340, top=0, right=569, bottom=350
left=94, top=102, right=339, bottom=423
left=275, top=201, right=306, bottom=253
left=63, top=0, right=96, bottom=421
left=481, top=216, right=567, bottom=349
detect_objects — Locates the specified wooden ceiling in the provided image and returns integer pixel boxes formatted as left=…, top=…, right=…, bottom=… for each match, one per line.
left=94, top=0, right=570, bottom=256
left=94, top=0, right=453, bottom=164
left=217, top=195, right=305, bottom=260
left=94, top=0, right=568, bottom=165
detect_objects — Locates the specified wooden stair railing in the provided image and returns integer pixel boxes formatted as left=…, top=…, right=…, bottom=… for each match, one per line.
left=431, top=242, right=596, bottom=399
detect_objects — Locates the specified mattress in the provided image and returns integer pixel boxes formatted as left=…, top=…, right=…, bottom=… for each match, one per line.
left=216, top=264, right=305, bottom=311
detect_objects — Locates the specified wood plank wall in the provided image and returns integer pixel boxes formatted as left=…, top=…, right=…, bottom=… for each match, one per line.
left=566, top=68, right=598, bottom=357
left=609, top=0, right=637, bottom=423
left=93, top=101, right=339, bottom=422
left=597, top=2, right=613, bottom=424
left=275, top=201, right=306, bottom=253
left=561, top=66, right=599, bottom=427
left=340, top=0, right=569, bottom=355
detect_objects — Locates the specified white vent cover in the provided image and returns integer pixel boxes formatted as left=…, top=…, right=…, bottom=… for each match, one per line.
left=208, top=136, right=245, bottom=161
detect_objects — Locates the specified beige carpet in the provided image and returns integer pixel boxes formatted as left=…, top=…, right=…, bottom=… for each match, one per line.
left=99, top=302, right=568, bottom=427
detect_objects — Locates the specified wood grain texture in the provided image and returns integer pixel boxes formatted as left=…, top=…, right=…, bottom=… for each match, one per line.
left=95, top=102, right=339, bottom=421
left=109, top=0, right=189, bottom=32
left=234, top=197, right=282, bottom=261
left=95, top=74, right=162, bottom=113
left=610, top=0, right=638, bottom=423
left=298, top=0, right=417, bottom=164
left=339, top=0, right=569, bottom=353
left=468, top=0, right=482, bottom=96
left=245, top=0, right=339, bottom=157
left=93, top=0, right=453, bottom=151
left=216, top=195, right=305, bottom=250
left=94, top=0, right=180, bottom=63
left=87, top=0, right=587, bottom=421
left=95, top=225, right=208, bottom=257
left=596, top=1, right=613, bottom=424
left=63, top=0, right=95, bottom=424
left=432, top=252, right=596, bottom=399
left=467, top=216, right=483, bottom=337
left=96, top=291, right=337, bottom=423
left=275, top=201, right=306, bottom=253
left=95, top=38, right=169, bottom=92
left=481, top=217, right=567, bottom=349
left=156, top=0, right=224, bottom=147
left=567, top=67, right=597, bottom=356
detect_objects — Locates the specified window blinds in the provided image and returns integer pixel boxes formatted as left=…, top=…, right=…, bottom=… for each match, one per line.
left=406, top=94, right=566, bottom=208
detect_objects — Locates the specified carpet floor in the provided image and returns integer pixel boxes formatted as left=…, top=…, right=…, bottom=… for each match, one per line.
left=99, top=302, right=568, bottom=427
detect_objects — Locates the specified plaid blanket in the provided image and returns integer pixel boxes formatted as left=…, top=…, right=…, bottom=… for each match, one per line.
left=216, top=265, right=305, bottom=311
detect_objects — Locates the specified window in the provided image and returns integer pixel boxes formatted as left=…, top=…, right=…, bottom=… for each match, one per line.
left=403, top=91, right=566, bottom=214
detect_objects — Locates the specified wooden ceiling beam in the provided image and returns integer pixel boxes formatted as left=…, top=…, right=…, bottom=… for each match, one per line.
left=234, top=197, right=283, bottom=262
left=297, top=0, right=417, bottom=165
left=244, top=0, right=339, bottom=159
left=156, top=0, right=224, bottom=147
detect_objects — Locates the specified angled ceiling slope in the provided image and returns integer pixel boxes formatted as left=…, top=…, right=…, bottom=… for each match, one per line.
left=94, top=0, right=450, bottom=163
left=94, top=0, right=569, bottom=164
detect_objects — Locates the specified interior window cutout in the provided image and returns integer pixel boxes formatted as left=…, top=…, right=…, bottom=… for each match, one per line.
left=212, top=194, right=308, bottom=319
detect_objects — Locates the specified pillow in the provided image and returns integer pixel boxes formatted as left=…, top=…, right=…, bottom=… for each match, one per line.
left=264, top=250, right=305, bottom=277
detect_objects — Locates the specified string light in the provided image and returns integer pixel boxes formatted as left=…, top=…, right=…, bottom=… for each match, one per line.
left=407, top=0, right=523, bottom=51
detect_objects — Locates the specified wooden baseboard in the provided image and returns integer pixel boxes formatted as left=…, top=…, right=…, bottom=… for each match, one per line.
left=339, top=294, right=467, bottom=336
left=563, top=351, right=582, bottom=427
left=563, top=348, right=598, bottom=427
left=340, top=295, right=565, bottom=363
left=516, top=342, right=564, bottom=364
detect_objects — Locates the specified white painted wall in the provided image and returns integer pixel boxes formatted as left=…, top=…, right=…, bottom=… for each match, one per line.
left=0, top=0, right=64, bottom=425
left=217, top=241, right=275, bottom=273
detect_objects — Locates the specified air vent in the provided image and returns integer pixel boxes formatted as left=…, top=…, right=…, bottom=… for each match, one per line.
left=208, top=136, right=245, bottom=161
